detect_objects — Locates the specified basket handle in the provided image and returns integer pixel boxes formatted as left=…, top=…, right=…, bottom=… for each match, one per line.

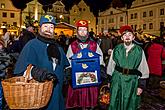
left=100, top=85, right=109, bottom=93
left=24, top=64, right=33, bottom=83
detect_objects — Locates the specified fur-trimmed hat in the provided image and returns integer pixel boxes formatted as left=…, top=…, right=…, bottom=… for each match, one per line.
left=119, top=25, right=133, bottom=34
left=76, top=20, right=88, bottom=27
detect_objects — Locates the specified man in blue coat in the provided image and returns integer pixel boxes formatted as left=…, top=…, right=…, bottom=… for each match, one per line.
left=14, top=15, right=69, bottom=110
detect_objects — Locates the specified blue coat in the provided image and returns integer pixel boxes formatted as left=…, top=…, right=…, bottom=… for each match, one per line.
left=14, top=38, right=69, bottom=110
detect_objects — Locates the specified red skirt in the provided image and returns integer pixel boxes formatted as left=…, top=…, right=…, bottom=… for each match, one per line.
left=66, top=85, right=98, bottom=109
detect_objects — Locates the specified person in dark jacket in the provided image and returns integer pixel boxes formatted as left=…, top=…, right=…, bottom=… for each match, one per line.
left=0, top=39, right=14, bottom=110
left=14, top=15, right=69, bottom=110
left=7, top=26, right=36, bottom=54
left=19, top=26, right=36, bottom=50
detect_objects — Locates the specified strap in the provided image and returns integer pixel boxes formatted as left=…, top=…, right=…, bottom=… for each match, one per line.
left=100, top=85, right=109, bottom=93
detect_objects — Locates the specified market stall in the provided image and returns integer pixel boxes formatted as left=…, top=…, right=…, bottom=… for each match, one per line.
left=55, top=22, right=76, bottom=37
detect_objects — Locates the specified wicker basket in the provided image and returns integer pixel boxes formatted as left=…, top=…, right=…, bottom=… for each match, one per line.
left=160, top=81, right=165, bottom=99
left=98, top=85, right=110, bottom=105
left=1, top=64, right=53, bottom=109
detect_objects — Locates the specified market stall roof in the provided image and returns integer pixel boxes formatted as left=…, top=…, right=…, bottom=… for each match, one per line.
left=143, top=33, right=159, bottom=39
left=54, top=22, right=76, bottom=36
left=55, top=22, right=76, bottom=29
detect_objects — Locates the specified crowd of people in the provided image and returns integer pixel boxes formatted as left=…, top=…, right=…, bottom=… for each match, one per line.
left=0, top=14, right=164, bottom=110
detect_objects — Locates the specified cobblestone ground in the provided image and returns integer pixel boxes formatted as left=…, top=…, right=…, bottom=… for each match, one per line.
left=140, top=89, right=165, bottom=110
left=96, top=89, right=165, bottom=110
left=3, top=88, right=165, bottom=110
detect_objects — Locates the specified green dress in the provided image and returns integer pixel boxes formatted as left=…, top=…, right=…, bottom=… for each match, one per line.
left=109, top=44, right=142, bottom=110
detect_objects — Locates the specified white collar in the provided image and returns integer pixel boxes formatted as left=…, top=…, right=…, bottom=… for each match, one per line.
left=124, top=43, right=134, bottom=50
left=124, top=43, right=134, bottom=56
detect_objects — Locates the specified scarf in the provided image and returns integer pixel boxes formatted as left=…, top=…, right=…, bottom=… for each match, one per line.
left=37, top=35, right=61, bottom=64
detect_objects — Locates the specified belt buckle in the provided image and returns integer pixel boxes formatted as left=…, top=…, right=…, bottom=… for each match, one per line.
left=123, top=68, right=129, bottom=75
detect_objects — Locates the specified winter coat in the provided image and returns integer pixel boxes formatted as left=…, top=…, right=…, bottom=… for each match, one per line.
left=147, top=43, right=165, bottom=76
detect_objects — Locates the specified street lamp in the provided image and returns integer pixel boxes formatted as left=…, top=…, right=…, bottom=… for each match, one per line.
left=34, top=0, right=38, bottom=20
left=59, top=15, right=64, bottom=22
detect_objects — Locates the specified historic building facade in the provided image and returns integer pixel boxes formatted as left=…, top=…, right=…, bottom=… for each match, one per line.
left=98, top=0, right=165, bottom=36
left=0, top=0, right=20, bottom=29
left=22, top=0, right=43, bottom=27
left=47, top=1, right=69, bottom=23
left=69, top=0, right=96, bottom=33
left=0, top=0, right=70, bottom=35
left=23, top=0, right=69, bottom=26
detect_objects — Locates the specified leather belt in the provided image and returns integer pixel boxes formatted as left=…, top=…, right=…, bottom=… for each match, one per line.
left=115, top=66, right=142, bottom=77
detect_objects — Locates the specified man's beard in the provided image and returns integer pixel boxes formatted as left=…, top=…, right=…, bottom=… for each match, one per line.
left=124, top=41, right=132, bottom=46
left=77, top=35, right=88, bottom=42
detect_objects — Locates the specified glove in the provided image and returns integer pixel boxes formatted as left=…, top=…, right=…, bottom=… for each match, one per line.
left=64, top=67, right=72, bottom=85
left=64, top=67, right=72, bottom=81
left=46, top=72, right=58, bottom=86
left=31, top=66, right=58, bottom=86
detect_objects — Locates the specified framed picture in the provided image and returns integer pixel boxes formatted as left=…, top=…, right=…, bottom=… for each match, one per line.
left=76, top=71, right=98, bottom=85
left=71, top=48, right=101, bottom=88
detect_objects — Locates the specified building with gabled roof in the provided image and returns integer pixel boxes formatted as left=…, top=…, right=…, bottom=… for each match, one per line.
left=22, top=0, right=43, bottom=25
left=47, top=0, right=69, bottom=23
left=98, top=7, right=127, bottom=34
left=0, top=0, right=20, bottom=35
left=69, top=0, right=96, bottom=33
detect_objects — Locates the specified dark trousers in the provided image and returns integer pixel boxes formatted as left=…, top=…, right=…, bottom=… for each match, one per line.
left=147, top=74, right=161, bottom=90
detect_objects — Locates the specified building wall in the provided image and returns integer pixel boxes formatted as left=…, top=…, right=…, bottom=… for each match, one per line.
left=0, top=0, right=70, bottom=27
left=98, top=7, right=127, bottom=34
left=0, top=0, right=43, bottom=28
left=22, top=0, right=43, bottom=27
left=47, top=1, right=69, bottom=23
left=0, top=0, right=20, bottom=27
left=129, top=0, right=165, bottom=36
left=98, top=0, right=165, bottom=36
left=69, top=0, right=96, bottom=33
